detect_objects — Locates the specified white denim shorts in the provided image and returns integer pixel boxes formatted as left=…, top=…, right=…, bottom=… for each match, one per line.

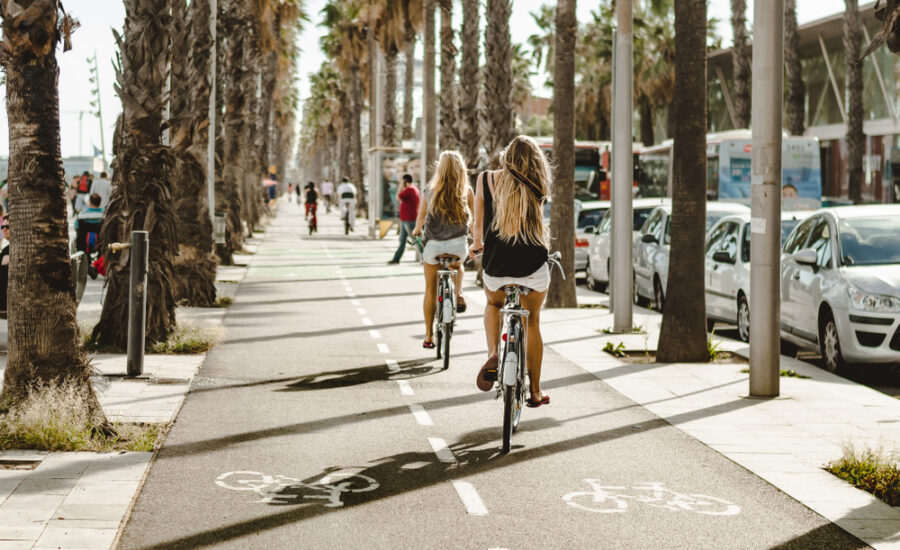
left=423, top=236, right=468, bottom=265
left=483, top=262, right=550, bottom=293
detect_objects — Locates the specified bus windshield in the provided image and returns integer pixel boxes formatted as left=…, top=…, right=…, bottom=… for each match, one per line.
left=717, top=138, right=821, bottom=206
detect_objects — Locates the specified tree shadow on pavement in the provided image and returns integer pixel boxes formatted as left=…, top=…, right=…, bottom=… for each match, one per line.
left=275, top=358, right=439, bottom=391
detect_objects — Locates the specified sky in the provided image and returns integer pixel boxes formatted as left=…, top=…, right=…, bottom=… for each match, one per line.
left=0, top=0, right=850, bottom=161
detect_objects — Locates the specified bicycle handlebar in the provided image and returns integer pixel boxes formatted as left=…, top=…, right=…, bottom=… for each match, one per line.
left=547, top=251, right=566, bottom=281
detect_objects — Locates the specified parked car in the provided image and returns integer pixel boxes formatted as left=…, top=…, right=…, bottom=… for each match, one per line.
left=779, top=205, right=900, bottom=372
left=633, top=201, right=750, bottom=309
left=704, top=211, right=812, bottom=341
left=584, top=198, right=670, bottom=291
left=575, top=201, right=609, bottom=271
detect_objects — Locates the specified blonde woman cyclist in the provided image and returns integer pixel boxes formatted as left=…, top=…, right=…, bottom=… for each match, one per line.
left=469, top=135, right=552, bottom=408
left=413, top=151, right=476, bottom=349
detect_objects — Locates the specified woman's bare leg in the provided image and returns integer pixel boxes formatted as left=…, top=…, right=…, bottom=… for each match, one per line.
left=423, top=262, right=438, bottom=342
left=521, top=289, right=547, bottom=398
left=483, top=287, right=506, bottom=358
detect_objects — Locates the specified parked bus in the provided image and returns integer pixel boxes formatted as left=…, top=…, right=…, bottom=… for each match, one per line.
left=536, top=140, right=606, bottom=201
left=635, top=130, right=822, bottom=209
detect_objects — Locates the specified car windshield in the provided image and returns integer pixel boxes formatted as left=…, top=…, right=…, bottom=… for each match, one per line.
left=578, top=208, right=607, bottom=230
left=838, top=217, right=900, bottom=266
left=634, top=208, right=654, bottom=231
left=705, top=212, right=734, bottom=231
left=781, top=219, right=802, bottom=245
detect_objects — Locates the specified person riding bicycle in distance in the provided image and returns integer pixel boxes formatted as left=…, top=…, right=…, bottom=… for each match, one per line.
left=413, top=151, right=475, bottom=349
left=469, top=135, right=551, bottom=408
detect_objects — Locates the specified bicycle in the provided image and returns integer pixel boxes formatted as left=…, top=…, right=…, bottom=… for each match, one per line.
left=409, top=235, right=457, bottom=370
left=307, top=203, right=318, bottom=235
left=216, top=469, right=379, bottom=507
left=495, top=251, right=564, bottom=454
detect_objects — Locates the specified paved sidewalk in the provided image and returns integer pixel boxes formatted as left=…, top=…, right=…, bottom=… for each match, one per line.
left=0, top=235, right=255, bottom=549
left=528, top=299, right=900, bottom=550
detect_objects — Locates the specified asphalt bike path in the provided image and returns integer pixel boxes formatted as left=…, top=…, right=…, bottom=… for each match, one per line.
left=118, top=202, right=865, bottom=549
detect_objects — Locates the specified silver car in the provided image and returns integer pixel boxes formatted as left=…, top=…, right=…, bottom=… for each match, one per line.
left=584, top=198, right=669, bottom=292
left=633, top=202, right=749, bottom=310
left=575, top=201, right=609, bottom=272
left=704, top=211, right=811, bottom=341
left=780, top=205, right=900, bottom=372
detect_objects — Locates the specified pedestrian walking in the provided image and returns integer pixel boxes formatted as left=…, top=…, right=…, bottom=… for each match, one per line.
left=469, top=135, right=553, bottom=408
left=321, top=179, right=334, bottom=212
left=388, top=173, right=422, bottom=264
left=73, top=171, right=92, bottom=214
left=90, top=171, right=113, bottom=209
left=305, top=182, right=319, bottom=233
left=413, top=151, right=474, bottom=348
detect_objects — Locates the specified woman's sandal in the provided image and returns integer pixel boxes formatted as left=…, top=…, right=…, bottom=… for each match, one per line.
left=456, top=296, right=467, bottom=313
left=526, top=393, right=550, bottom=408
left=423, top=340, right=435, bottom=349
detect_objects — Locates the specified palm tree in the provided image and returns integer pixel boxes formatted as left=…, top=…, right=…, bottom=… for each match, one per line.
left=272, top=2, right=304, bottom=182
left=844, top=0, right=864, bottom=203
left=93, top=0, right=180, bottom=349
left=459, top=0, right=481, bottom=169
left=730, top=0, right=751, bottom=128
left=657, top=0, right=709, bottom=363
left=511, top=42, right=535, bottom=126
left=784, top=0, right=806, bottom=135
left=171, top=0, right=216, bottom=308
left=424, top=0, right=437, bottom=175
left=527, top=4, right=556, bottom=90
left=0, top=2, right=107, bottom=422
left=376, top=0, right=406, bottom=147
left=439, top=0, right=458, bottom=151
left=546, top=0, right=577, bottom=309
left=484, top=0, right=514, bottom=168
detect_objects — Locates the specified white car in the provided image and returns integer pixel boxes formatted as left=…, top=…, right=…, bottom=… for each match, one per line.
left=779, top=205, right=900, bottom=372
left=575, top=201, right=609, bottom=272
left=633, top=201, right=750, bottom=310
left=584, top=198, right=669, bottom=292
left=704, top=211, right=812, bottom=341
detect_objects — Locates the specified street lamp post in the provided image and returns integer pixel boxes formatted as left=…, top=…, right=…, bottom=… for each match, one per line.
left=612, top=0, right=634, bottom=332
left=87, top=51, right=106, bottom=171
left=749, top=0, right=783, bottom=397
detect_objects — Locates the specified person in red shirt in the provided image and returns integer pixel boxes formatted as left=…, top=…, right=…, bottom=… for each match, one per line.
left=389, top=173, right=422, bottom=264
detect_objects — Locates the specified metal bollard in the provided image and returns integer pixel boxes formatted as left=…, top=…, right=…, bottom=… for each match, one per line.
left=126, top=231, right=149, bottom=377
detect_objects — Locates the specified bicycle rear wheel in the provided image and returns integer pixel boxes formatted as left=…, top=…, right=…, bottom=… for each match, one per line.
left=441, top=282, right=452, bottom=369
left=435, top=284, right=443, bottom=359
left=501, top=322, right=523, bottom=454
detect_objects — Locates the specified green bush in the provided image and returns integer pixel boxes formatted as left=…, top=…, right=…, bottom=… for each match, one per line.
left=149, top=324, right=220, bottom=354
left=827, top=447, right=900, bottom=507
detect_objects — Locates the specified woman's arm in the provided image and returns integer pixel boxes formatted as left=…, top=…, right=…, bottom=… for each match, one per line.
left=469, top=173, right=484, bottom=258
left=465, top=187, right=476, bottom=236
left=413, top=194, right=428, bottom=235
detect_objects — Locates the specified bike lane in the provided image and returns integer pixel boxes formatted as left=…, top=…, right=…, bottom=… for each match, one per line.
left=118, top=204, right=867, bottom=549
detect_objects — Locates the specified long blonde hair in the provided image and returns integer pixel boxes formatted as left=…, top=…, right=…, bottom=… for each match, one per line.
left=491, top=135, right=551, bottom=247
left=428, top=150, right=469, bottom=226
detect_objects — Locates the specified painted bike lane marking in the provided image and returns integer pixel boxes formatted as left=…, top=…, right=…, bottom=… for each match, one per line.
left=408, top=404, right=433, bottom=426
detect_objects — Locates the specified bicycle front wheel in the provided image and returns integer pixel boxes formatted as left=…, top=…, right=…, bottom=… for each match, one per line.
left=442, top=321, right=451, bottom=369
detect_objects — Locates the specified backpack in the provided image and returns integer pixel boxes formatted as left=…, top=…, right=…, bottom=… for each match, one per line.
left=77, top=174, right=90, bottom=193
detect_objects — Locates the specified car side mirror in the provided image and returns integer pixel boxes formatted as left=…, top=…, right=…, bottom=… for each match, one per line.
left=584, top=226, right=595, bottom=234
left=712, top=251, right=736, bottom=264
left=793, top=248, right=817, bottom=266
left=641, top=233, right=658, bottom=244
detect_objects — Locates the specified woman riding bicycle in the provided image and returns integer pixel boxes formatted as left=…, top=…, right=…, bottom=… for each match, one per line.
left=413, top=151, right=475, bottom=349
left=469, top=135, right=552, bottom=408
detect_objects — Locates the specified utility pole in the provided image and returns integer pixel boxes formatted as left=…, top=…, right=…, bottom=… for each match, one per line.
left=749, top=0, right=783, bottom=397
left=208, top=0, right=217, bottom=225
left=611, top=0, right=634, bottom=332
left=87, top=51, right=107, bottom=171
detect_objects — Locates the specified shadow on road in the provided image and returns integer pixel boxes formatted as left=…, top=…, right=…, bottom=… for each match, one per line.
left=276, top=358, right=440, bottom=391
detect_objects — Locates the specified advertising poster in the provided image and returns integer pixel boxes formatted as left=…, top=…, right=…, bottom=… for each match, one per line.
left=379, top=152, right=421, bottom=219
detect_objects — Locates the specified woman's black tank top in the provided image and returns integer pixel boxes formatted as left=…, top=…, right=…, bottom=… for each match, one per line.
left=481, top=172, right=549, bottom=278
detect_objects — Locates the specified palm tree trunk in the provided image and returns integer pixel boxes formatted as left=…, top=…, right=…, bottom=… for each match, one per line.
left=439, top=0, right=458, bottom=151
left=657, top=0, right=709, bottom=363
left=222, top=2, right=250, bottom=259
left=0, top=2, right=105, bottom=421
left=424, top=0, right=437, bottom=178
left=639, top=96, right=655, bottom=146
left=484, top=0, right=515, bottom=168
left=402, top=30, right=416, bottom=141
left=730, top=0, right=751, bottom=128
left=349, top=63, right=366, bottom=209
left=784, top=0, right=806, bottom=136
left=460, top=0, right=481, bottom=169
left=844, top=0, right=865, bottom=203
left=93, top=0, right=180, bottom=349
left=172, top=0, right=216, bottom=307
left=383, top=46, right=399, bottom=147
left=546, top=0, right=577, bottom=308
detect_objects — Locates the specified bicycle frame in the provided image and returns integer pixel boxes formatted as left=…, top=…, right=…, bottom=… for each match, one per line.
left=434, top=255, right=459, bottom=368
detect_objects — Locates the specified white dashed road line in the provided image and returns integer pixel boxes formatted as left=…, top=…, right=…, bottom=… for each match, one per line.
left=368, top=329, right=381, bottom=340
left=361, top=318, right=373, bottom=326
left=408, top=404, right=434, bottom=426
left=428, top=437, right=457, bottom=464
left=396, top=380, right=414, bottom=395
left=351, top=299, right=361, bottom=306
left=356, top=307, right=366, bottom=315
left=377, top=343, right=390, bottom=354
left=385, top=359, right=400, bottom=371
left=452, top=481, right=489, bottom=516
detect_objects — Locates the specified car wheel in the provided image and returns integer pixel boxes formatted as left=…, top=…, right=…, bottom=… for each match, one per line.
left=585, top=259, right=597, bottom=291
left=653, top=276, right=665, bottom=313
left=737, top=295, right=750, bottom=343
left=820, top=311, right=847, bottom=374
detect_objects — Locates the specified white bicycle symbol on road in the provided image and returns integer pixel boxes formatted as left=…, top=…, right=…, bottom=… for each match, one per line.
left=563, top=480, right=740, bottom=515
left=216, top=469, right=379, bottom=507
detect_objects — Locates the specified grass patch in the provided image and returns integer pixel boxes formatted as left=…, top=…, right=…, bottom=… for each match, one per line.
left=149, top=324, right=220, bottom=354
left=739, top=368, right=810, bottom=378
left=213, top=296, right=233, bottom=308
left=826, top=447, right=900, bottom=506
left=603, top=341, right=627, bottom=357
left=600, top=324, right=645, bottom=335
left=0, top=383, right=165, bottom=452
left=708, top=331, right=725, bottom=361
